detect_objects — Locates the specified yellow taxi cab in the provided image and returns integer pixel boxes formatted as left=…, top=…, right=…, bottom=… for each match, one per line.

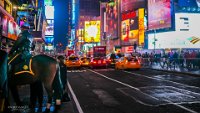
left=80, top=57, right=90, bottom=67
left=65, top=55, right=81, bottom=68
left=115, top=56, right=141, bottom=70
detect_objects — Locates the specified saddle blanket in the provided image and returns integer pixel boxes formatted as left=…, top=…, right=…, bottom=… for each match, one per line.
left=14, top=58, right=34, bottom=75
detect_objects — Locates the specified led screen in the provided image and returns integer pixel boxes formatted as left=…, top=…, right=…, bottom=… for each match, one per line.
left=178, top=0, right=200, bottom=7
left=45, top=20, right=54, bottom=35
left=2, top=16, right=8, bottom=37
left=148, top=13, right=200, bottom=49
left=45, top=36, right=54, bottom=44
left=121, top=0, right=146, bottom=13
left=84, top=21, right=100, bottom=43
left=148, top=0, right=172, bottom=30
left=106, top=0, right=118, bottom=39
left=8, top=20, right=17, bottom=40
left=44, top=0, right=52, bottom=6
left=45, top=6, right=54, bottom=19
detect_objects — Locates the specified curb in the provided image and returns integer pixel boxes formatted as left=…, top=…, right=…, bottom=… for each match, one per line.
left=145, top=67, right=200, bottom=77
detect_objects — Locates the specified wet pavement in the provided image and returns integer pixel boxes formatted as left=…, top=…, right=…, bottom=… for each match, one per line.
left=67, top=68, right=200, bottom=113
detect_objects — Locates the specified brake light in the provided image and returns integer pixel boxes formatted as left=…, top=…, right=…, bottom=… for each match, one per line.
left=103, top=60, right=106, bottom=64
left=93, top=61, right=97, bottom=64
left=125, top=60, right=128, bottom=63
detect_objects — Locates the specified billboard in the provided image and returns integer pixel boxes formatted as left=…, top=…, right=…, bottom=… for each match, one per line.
left=45, top=6, right=54, bottom=19
left=121, top=18, right=139, bottom=44
left=178, top=0, right=200, bottom=7
left=148, top=13, right=200, bottom=49
left=106, top=0, right=118, bottom=39
left=84, top=21, right=100, bottom=43
left=148, top=0, right=172, bottom=30
left=44, top=0, right=52, bottom=6
left=121, top=0, right=146, bottom=13
left=2, top=16, right=8, bottom=37
left=8, top=20, right=17, bottom=40
left=45, top=20, right=54, bottom=35
left=45, top=36, right=54, bottom=45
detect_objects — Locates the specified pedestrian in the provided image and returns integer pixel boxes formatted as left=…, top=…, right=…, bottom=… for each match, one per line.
left=57, top=55, right=71, bottom=102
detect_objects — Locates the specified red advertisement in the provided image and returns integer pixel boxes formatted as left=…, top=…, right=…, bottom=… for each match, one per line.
left=106, top=0, right=118, bottom=39
left=148, top=0, right=172, bottom=30
left=67, top=50, right=75, bottom=56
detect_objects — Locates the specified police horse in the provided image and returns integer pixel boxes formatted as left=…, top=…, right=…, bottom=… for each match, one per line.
left=0, top=50, right=63, bottom=113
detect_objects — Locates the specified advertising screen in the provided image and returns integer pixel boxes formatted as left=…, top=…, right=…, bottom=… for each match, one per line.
left=121, top=10, right=140, bottom=46
left=44, top=0, right=52, bottom=6
left=148, top=0, right=172, bottom=30
left=121, top=0, right=146, bottom=13
left=45, top=36, right=54, bottom=45
left=8, top=20, right=17, bottom=40
left=178, top=0, right=200, bottom=7
left=45, top=20, right=54, bottom=35
left=84, top=21, right=100, bottom=43
left=106, top=0, right=118, bottom=39
left=2, top=16, right=8, bottom=37
left=45, top=6, right=54, bottom=19
left=148, top=13, right=200, bottom=49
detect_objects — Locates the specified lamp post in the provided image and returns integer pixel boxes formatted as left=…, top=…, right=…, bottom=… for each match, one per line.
left=153, top=29, right=156, bottom=53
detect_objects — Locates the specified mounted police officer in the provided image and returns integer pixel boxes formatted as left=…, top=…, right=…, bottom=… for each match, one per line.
left=8, top=22, right=34, bottom=69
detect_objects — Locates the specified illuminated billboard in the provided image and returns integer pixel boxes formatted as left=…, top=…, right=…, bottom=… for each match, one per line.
left=45, top=6, right=54, bottom=19
left=106, top=0, right=118, bottom=39
left=148, top=13, right=200, bottom=49
left=2, top=16, right=8, bottom=37
left=148, top=0, right=172, bottom=30
left=8, top=20, right=17, bottom=40
left=178, top=0, right=200, bottom=7
left=44, top=0, right=52, bottom=6
left=84, top=21, right=100, bottom=43
left=121, top=18, right=139, bottom=45
left=121, top=0, right=146, bottom=13
left=45, top=20, right=54, bottom=35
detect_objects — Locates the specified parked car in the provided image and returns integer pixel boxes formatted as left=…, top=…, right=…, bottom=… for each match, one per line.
left=65, top=55, right=81, bottom=69
left=90, top=57, right=107, bottom=69
left=115, top=56, right=141, bottom=70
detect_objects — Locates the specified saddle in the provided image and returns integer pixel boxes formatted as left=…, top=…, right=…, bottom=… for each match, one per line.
left=8, top=54, right=34, bottom=76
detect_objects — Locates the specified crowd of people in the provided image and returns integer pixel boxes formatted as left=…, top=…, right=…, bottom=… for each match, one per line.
left=139, top=50, right=200, bottom=70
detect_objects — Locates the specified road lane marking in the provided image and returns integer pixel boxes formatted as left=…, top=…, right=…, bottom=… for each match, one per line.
left=88, top=69, right=198, bottom=113
left=124, top=70, right=200, bottom=90
left=67, top=82, right=84, bottom=113
left=88, top=69, right=159, bottom=100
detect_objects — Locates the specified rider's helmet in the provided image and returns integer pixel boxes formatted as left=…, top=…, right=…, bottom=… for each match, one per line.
left=21, top=22, right=30, bottom=30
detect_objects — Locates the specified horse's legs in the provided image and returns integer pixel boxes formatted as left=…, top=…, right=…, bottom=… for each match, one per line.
left=9, top=84, right=22, bottom=106
left=43, top=81, right=53, bottom=112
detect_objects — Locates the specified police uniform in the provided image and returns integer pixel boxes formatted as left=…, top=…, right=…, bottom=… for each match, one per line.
left=9, top=29, right=33, bottom=66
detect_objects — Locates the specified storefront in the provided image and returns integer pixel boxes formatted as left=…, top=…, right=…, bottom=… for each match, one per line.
left=0, top=6, right=20, bottom=50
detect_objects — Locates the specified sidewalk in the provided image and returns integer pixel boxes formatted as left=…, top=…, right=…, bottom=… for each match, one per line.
left=144, top=63, right=200, bottom=76
left=9, top=85, right=78, bottom=113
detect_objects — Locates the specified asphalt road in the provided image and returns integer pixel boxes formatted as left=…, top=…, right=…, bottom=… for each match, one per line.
left=67, top=68, right=200, bottom=113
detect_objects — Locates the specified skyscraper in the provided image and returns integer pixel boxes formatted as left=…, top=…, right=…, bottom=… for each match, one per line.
left=54, top=0, right=69, bottom=50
